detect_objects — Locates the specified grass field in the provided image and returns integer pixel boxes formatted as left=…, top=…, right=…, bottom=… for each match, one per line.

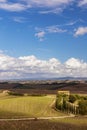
left=0, top=94, right=65, bottom=118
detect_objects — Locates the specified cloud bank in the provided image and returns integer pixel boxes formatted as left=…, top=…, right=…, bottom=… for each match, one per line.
left=0, top=53, right=87, bottom=79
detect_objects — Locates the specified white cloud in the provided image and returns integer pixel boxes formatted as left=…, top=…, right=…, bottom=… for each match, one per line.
left=0, top=0, right=73, bottom=12
left=35, top=31, right=45, bottom=41
left=0, top=2, right=28, bottom=12
left=22, top=0, right=73, bottom=7
left=39, top=8, right=63, bottom=14
left=46, top=25, right=67, bottom=33
left=65, top=58, right=84, bottom=68
left=35, top=31, right=45, bottom=38
left=0, top=53, right=87, bottom=79
left=0, top=0, right=75, bottom=13
left=65, top=20, right=78, bottom=26
left=64, top=58, right=87, bottom=77
left=35, top=25, right=67, bottom=41
left=21, top=0, right=73, bottom=13
left=0, top=0, right=6, bottom=2
left=1, top=0, right=86, bottom=14
left=78, top=0, right=87, bottom=6
left=0, top=50, right=4, bottom=53
left=74, top=27, right=87, bottom=37
left=13, top=17, right=26, bottom=23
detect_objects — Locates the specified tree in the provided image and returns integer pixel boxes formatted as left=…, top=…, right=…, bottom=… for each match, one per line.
left=79, top=100, right=87, bottom=115
left=69, top=95, right=77, bottom=103
left=56, top=95, right=63, bottom=110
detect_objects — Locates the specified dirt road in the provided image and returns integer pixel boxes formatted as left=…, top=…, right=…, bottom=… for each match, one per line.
left=0, top=115, right=75, bottom=121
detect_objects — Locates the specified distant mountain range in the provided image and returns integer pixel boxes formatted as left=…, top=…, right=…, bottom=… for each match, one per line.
left=51, top=77, right=87, bottom=81
left=0, top=77, right=87, bottom=82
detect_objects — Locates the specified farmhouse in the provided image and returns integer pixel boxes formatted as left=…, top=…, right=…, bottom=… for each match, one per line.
left=58, top=90, right=70, bottom=96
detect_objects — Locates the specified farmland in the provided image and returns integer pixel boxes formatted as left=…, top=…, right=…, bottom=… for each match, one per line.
left=0, top=117, right=87, bottom=130
left=0, top=80, right=87, bottom=130
left=0, top=94, right=65, bottom=119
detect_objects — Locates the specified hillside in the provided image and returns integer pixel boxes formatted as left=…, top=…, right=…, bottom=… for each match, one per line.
left=0, top=95, right=65, bottom=118
left=0, top=80, right=87, bottom=94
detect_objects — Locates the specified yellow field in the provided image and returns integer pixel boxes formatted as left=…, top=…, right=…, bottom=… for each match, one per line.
left=0, top=95, right=65, bottom=118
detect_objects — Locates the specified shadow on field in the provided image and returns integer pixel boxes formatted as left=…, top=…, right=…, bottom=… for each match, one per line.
left=0, top=120, right=87, bottom=130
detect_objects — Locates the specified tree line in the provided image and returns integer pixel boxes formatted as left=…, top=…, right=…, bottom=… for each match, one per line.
left=56, top=93, right=87, bottom=115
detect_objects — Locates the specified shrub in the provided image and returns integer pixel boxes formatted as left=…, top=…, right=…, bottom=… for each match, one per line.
left=8, top=91, right=24, bottom=96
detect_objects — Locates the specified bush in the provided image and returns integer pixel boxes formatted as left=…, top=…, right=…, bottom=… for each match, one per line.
left=8, top=91, right=24, bottom=96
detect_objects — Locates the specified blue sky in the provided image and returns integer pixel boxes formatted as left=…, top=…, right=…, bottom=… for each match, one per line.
left=0, top=0, right=87, bottom=79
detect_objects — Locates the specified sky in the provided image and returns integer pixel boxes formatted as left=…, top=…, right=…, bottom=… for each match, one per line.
left=0, top=0, right=87, bottom=79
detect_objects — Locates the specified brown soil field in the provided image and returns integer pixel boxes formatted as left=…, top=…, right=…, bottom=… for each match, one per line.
left=0, top=120, right=87, bottom=130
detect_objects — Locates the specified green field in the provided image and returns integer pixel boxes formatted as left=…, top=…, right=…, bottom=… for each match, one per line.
left=0, top=95, right=65, bottom=118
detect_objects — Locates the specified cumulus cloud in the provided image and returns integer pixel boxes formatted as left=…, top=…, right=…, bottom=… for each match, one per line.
left=0, top=53, right=87, bottom=79
left=74, top=26, right=87, bottom=37
left=65, top=58, right=85, bottom=68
